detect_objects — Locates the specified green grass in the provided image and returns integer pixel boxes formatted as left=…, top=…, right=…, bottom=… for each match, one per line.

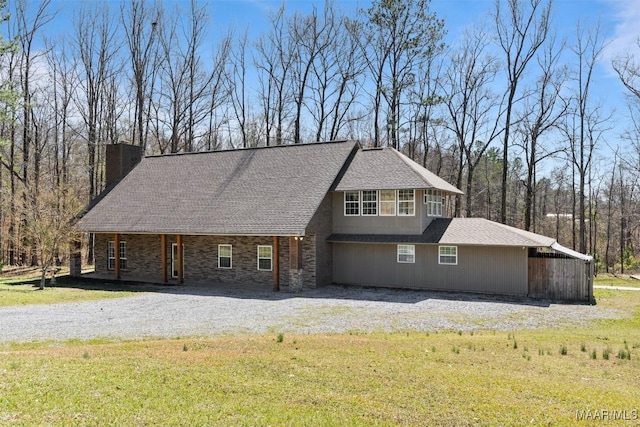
left=0, top=288, right=639, bottom=426
left=594, top=275, right=640, bottom=288
left=0, top=270, right=143, bottom=307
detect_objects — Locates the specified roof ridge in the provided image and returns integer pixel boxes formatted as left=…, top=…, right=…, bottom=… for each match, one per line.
left=145, top=139, right=356, bottom=159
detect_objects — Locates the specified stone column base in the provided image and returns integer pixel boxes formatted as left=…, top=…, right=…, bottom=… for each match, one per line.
left=289, top=269, right=304, bottom=292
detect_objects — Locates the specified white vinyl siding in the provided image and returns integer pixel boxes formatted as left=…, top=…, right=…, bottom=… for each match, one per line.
left=439, top=246, right=458, bottom=265
left=218, top=244, right=232, bottom=269
left=257, top=245, right=273, bottom=271
left=397, top=244, right=415, bottom=263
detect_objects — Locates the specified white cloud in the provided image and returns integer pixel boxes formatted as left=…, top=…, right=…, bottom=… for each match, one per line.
left=601, top=0, right=640, bottom=64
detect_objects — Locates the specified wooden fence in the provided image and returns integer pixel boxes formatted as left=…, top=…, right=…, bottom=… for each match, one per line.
left=528, top=257, right=593, bottom=302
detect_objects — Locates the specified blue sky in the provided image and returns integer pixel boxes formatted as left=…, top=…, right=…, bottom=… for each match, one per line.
left=14, top=0, right=640, bottom=150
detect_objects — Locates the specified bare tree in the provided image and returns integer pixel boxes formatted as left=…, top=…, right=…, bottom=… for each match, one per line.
left=310, top=15, right=366, bottom=141
left=120, top=0, right=159, bottom=152
left=72, top=1, right=120, bottom=199
left=612, top=37, right=640, bottom=102
left=494, top=0, right=551, bottom=224
left=288, top=2, right=336, bottom=144
left=226, top=28, right=251, bottom=148
left=442, top=26, right=503, bottom=217
left=153, top=0, right=230, bottom=153
left=565, top=21, right=609, bottom=253
left=514, top=34, right=568, bottom=231
left=20, top=183, right=81, bottom=289
left=254, top=5, right=295, bottom=146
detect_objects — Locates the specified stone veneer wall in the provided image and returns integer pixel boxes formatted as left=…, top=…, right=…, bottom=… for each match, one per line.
left=305, top=193, right=333, bottom=287
left=95, top=233, right=296, bottom=288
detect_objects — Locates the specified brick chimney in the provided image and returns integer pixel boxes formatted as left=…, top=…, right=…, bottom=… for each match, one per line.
left=105, top=143, right=142, bottom=188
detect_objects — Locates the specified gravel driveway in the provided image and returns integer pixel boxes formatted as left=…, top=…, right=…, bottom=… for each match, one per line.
left=0, top=284, right=622, bottom=343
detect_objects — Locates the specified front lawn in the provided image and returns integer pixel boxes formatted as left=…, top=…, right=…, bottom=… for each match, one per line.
left=1, top=288, right=639, bottom=426
left=0, top=270, right=141, bottom=307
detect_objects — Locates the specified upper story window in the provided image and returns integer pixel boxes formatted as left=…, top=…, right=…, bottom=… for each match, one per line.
left=344, top=191, right=360, bottom=216
left=425, top=189, right=444, bottom=217
left=362, top=190, right=378, bottom=216
left=397, top=189, right=415, bottom=216
left=343, top=189, right=416, bottom=217
left=380, top=190, right=396, bottom=216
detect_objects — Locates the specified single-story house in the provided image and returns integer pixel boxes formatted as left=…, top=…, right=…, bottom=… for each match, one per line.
left=74, top=140, right=593, bottom=302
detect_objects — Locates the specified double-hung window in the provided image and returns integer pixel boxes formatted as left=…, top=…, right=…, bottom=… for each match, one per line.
left=107, top=241, right=127, bottom=270
left=439, top=246, right=458, bottom=265
left=425, top=189, right=444, bottom=217
left=398, top=189, right=415, bottom=216
left=380, top=190, right=396, bottom=216
left=397, top=244, right=415, bottom=263
left=218, top=244, right=232, bottom=269
left=257, top=245, right=273, bottom=271
left=344, top=191, right=360, bottom=216
left=361, top=190, right=378, bottom=216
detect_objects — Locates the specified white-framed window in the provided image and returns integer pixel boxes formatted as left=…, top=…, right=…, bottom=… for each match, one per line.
left=344, top=191, right=360, bottom=216
left=397, top=244, right=415, bottom=263
left=439, top=246, right=458, bottom=265
left=257, top=245, right=273, bottom=271
left=107, top=241, right=127, bottom=270
left=362, top=190, right=378, bottom=216
left=380, top=190, right=396, bottom=216
left=425, top=189, right=444, bottom=217
left=398, top=189, right=415, bottom=216
left=218, top=244, right=232, bottom=269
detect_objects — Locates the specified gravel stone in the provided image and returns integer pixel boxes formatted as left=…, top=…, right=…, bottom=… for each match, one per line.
left=0, top=284, right=622, bottom=343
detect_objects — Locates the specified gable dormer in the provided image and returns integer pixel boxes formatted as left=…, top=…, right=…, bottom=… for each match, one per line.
left=332, top=147, right=463, bottom=235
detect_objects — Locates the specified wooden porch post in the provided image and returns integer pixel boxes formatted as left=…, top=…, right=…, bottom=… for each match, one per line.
left=114, top=233, right=121, bottom=280
left=161, top=234, right=167, bottom=283
left=176, top=234, right=184, bottom=284
left=273, top=236, right=280, bottom=291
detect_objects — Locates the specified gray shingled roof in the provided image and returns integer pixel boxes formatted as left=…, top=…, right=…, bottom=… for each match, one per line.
left=334, top=147, right=463, bottom=194
left=327, top=218, right=556, bottom=247
left=77, top=141, right=358, bottom=235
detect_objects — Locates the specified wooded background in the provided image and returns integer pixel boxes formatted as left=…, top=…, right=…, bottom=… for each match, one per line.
left=1, top=0, right=640, bottom=274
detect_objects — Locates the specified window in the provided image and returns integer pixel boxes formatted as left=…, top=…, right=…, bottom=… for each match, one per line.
left=107, top=241, right=127, bottom=270
left=397, top=245, right=415, bottom=263
left=257, top=245, right=273, bottom=271
left=344, top=191, right=360, bottom=216
left=398, top=189, right=415, bottom=216
left=218, top=244, right=232, bottom=269
left=439, top=246, right=458, bottom=265
left=425, top=189, right=444, bottom=217
left=362, top=190, right=378, bottom=216
left=171, top=243, right=185, bottom=278
left=380, top=190, right=396, bottom=216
